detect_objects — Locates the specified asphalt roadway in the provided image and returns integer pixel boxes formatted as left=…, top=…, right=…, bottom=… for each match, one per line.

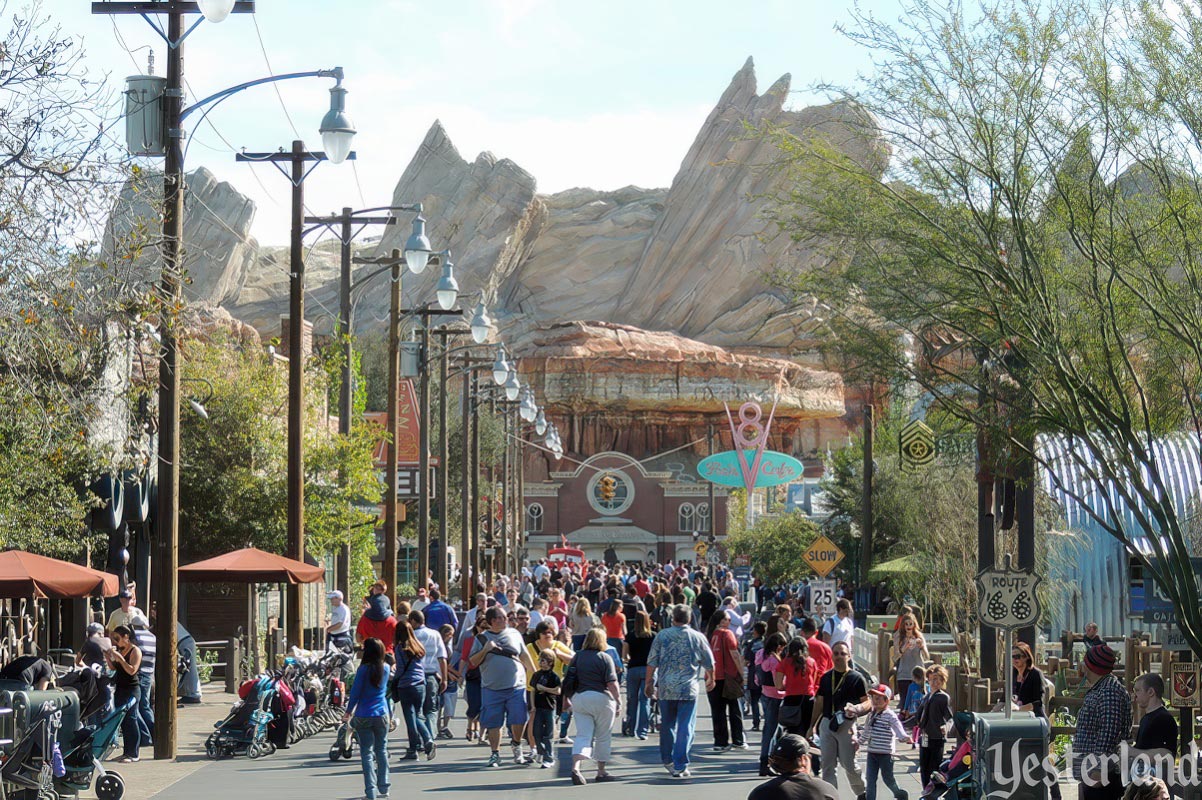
left=151, top=706, right=928, bottom=800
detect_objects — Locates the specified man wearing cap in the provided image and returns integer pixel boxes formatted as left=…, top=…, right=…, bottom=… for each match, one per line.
left=748, top=734, right=838, bottom=800
left=1072, top=643, right=1131, bottom=800
left=106, top=589, right=144, bottom=635
left=325, top=591, right=351, bottom=652
left=356, top=583, right=397, bottom=654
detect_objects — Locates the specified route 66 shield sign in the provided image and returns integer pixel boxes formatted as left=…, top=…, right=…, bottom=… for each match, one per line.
left=976, top=567, right=1042, bottom=630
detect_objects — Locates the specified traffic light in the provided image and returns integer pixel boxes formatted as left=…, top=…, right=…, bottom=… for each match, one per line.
left=599, top=474, right=617, bottom=502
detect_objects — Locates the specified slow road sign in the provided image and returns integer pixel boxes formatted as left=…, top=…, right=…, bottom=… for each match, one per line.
left=803, top=536, right=845, bottom=578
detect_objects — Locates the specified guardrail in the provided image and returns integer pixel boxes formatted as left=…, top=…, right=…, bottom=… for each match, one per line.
left=194, top=638, right=242, bottom=693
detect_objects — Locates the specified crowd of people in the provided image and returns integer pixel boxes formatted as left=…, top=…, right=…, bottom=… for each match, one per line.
left=333, top=559, right=950, bottom=800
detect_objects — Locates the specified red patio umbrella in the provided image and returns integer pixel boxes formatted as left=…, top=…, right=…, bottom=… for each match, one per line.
left=0, top=550, right=120, bottom=599
left=178, top=547, right=324, bottom=584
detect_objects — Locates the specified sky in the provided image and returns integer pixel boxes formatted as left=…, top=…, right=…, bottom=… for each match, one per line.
left=46, top=0, right=905, bottom=245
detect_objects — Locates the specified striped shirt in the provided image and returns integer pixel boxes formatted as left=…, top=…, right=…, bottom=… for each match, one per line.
left=136, top=630, right=156, bottom=675
left=858, top=708, right=908, bottom=755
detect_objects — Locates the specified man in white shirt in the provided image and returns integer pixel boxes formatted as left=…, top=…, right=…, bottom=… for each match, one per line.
left=410, top=609, right=447, bottom=758
left=412, top=587, right=430, bottom=613
left=821, top=599, right=856, bottom=648
left=325, top=591, right=351, bottom=651
left=532, top=559, right=550, bottom=583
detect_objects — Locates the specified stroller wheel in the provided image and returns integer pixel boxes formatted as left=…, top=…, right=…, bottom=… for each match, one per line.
left=247, top=742, right=265, bottom=759
left=95, top=772, right=125, bottom=800
left=268, top=742, right=278, bottom=754
left=328, top=745, right=342, bottom=762
left=341, top=746, right=353, bottom=760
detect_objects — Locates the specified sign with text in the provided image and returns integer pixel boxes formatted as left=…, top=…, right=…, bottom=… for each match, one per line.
left=1172, top=664, right=1201, bottom=707
left=802, top=536, right=845, bottom=578
left=809, top=579, right=837, bottom=616
left=698, top=449, right=805, bottom=488
left=976, top=567, right=1042, bottom=630
left=1164, top=629, right=1194, bottom=652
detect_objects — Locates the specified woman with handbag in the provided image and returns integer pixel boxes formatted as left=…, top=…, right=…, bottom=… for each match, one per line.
left=563, top=628, right=620, bottom=785
left=706, top=610, right=747, bottom=752
left=774, top=637, right=818, bottom=736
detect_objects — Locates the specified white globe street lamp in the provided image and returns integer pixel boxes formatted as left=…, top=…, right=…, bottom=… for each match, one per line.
left=436, top=259, right=459, bottom=310
left=534, top=408, right=547, bottom=436
left=492, top=350, right=510, bottom=386
left=318, top=82, right=355, bottom=165
left=470, top=302, right=492, bottom=344
left=519, top=390, right=537, bottom=422
left=504, top=369, right=521, bottom=402
left=197, top=0, right=236, bottom=23
left=403, top=215, right=432, bottom=274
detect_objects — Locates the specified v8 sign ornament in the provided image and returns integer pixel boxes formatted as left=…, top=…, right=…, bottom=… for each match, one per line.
left=976, top=563, right=1042, bottom=630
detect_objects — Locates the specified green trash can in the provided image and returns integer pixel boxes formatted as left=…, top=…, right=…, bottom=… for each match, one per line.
left=971, top=711, right=1051, bottom=800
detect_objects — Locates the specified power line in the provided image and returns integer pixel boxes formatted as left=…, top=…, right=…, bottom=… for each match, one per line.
left=251, top=16, right=301, bottom=141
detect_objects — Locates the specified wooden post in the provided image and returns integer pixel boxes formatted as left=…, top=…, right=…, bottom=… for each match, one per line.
left=225, top=637, right=240, bottom=694
left=860, top=405, right=874, bottom=579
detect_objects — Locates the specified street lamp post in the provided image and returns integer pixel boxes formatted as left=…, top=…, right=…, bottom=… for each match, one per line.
left=235, top=138, right=357, bottom=649
left=303, top=206, right=414, bottom=596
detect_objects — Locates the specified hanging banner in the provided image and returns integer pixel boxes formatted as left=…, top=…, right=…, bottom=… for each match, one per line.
left=899, top=419, right=936, bottom=472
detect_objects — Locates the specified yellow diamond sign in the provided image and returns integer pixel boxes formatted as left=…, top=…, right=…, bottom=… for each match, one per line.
left=803, top=535, right=845, bottom=578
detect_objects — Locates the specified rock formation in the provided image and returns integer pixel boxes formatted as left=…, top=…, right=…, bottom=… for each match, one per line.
left=103, top=166, right=258, bottom=307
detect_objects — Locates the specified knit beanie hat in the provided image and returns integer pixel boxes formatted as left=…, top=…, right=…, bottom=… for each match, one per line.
left=1084, top=643, right=1117, bottom=675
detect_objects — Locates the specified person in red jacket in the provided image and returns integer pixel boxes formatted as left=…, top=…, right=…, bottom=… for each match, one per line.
left=357, top=586, right=398, bottom=655
left=802, top=617, right=834, bottom=679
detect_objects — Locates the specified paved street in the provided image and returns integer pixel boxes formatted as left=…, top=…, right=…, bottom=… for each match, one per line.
left=151, top=707, right=926, bottom=800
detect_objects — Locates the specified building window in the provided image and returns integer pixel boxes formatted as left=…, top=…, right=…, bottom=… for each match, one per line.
left=697, top=502, right=711, bottom=533
left=526, top=503, right=544, bottom=533
left=587, top=469, right=635, bottom=516
left=678, top=503, right=695, bottom=532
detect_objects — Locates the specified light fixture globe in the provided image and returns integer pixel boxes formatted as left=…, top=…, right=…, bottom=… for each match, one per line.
left=504, top=370, right=521, bottom=401
left=197, top=0, right=236, bottom=23
left=470, top=302, right=492, bottom=344
left=492, top=350, right=510, bottom=386
left=318, top=83, right=355, bottom=165
left=519, top=391, right=537, bottom=422
left=403, top=215, right=432, bottom=274
left=534, top=408, right=547, bottom=436
left=436, top=259, right=458, bottom=310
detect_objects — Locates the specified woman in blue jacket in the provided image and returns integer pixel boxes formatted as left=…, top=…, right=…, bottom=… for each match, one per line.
left=344, top=638, right=393, bottom=800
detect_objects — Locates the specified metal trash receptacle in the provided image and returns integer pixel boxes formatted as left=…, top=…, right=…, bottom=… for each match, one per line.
left=971, top=711, right=1051, bottom=800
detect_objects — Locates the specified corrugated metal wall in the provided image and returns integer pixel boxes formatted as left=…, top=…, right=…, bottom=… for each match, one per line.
left=1039, top=434, right=1201, bottom=638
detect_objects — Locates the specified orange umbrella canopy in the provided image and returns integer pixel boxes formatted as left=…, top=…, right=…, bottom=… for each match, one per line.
left=0, top=550, right=119, bottom=599
left=179, top=547, right=324, bottom=584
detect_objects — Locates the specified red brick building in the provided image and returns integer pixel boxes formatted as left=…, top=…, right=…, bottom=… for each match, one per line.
left=524, top=451, right=727, bottom=563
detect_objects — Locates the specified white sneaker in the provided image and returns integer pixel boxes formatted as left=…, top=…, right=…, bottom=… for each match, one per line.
left=732, top=742, right=750, bottom=750
left=511, top=741, right=528, bottom=764
left=663, top=762, right=674, bottom=774
left=674, top=768, right=693, bottom=779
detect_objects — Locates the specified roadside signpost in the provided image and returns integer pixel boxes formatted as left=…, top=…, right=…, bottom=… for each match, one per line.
left=803, top=536, right=845, bottom=578
left=976, top=555, right=1042, bottom=719
left=809, top=578, right=837, bottom=616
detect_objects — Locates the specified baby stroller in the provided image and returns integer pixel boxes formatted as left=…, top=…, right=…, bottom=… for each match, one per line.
left=0, top=714, right=60, bottom=800
left=205, top=674, right=278, bottom=759
left=54, top=694, right=137, bottom=800
left=920, top=711, right=975, bottom=799
left=328, top=719, right=356, bottom=762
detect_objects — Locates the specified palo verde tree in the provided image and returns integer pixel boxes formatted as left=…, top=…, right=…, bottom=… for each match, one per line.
left=764, top=0, right=1202, bottom=657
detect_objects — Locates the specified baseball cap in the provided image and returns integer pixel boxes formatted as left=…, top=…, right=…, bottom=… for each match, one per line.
left=326, top=590, right=343, bottom=601
left=86, top=622, right=104, bottom=636
left=118, top=590, right=132, bottom=600
left=868, top=683, right=893, bottom=700
left=771, top=733, right=810, bottom=760
left=129, top=613, right=150, bottom=629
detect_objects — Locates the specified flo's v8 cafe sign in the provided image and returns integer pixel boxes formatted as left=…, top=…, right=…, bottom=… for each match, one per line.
left=698, top=450, right=805, bottom=487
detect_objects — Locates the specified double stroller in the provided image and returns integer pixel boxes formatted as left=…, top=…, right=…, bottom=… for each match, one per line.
left=205, top=672, right=291, bottom=759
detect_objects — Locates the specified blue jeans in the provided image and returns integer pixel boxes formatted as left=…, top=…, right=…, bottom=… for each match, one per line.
left=759, top=696, right=781, bottom=765
left=422, top=674, right=440, bottom=742
left=136, top=673, right=154, bottom=745
left=396, top=683, right=433, bottom=752
left=625, top=666, right=650, bottom=737
left=531, top=707, right=555, bottom=759
left=115, top=685, right=140, bottom=758
left=352, top=715, right=390, bottom=800
left=866, top=752, right=904, bottom=800
left=657, top=698, right=698, bottom=772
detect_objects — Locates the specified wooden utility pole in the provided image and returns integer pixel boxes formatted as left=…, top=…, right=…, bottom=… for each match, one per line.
left=860, top=405, right=875, bottom=580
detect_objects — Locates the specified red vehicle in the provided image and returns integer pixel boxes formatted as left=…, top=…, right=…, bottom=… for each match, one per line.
left=547, top=546, right=585, bottom=571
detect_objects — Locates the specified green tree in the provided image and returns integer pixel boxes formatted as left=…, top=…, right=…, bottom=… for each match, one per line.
left=764, top=0, right=1202, bottom=656
left=726, top=512, right=820, bottom=588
